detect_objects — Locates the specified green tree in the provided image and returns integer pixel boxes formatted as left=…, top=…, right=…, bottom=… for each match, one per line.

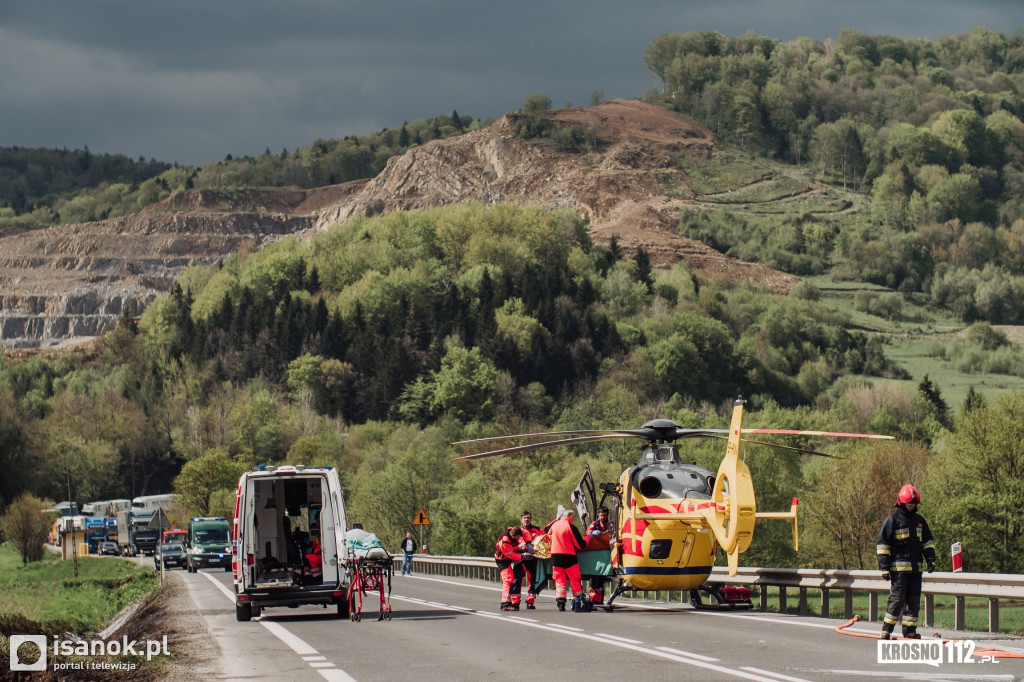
left=803, top=440, right=929, bottom=569
left=930, top=392, right=1024, bottom=573
left=1, top=492, right=54, bottom=564
left=522, top=93, right=552, bottom=112
left=173, top=448, right=247, bottom=517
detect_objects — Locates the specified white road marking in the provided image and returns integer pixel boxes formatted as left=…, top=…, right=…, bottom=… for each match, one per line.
left=692, top=608, right=872, bottom=631
left=595, top=633, right=644, bottom=644
left=739, top=666, right=812, bottom=682
left=197, top=571, right=357, bottom=680
left=810, top=671, right=1013, bottom=681
left=656, top=646, right=719, bottom=662
left=388, top=594, right=793, bottom=682
left=259, top=621, right=317, bottom=655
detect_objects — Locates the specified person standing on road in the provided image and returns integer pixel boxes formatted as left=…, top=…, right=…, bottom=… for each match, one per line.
left=877, top=484, right=936, bottom=640
left=495, top=526, right=529, bottom=611
left=400, top=532, right=417, bottom=576
left=518, top=511, right=544, bottom=609
left=584, top=506, right=612, bottom=605
left=547, top=508, right=588, bottom=612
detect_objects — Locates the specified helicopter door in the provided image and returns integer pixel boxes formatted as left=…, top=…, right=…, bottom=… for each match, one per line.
left=572, top=465, right=597, bottom=525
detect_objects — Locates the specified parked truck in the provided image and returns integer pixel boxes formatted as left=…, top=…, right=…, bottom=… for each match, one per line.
left=85, top=517, right=106, bottom=553
left=116, top=509, right=160, bottom=556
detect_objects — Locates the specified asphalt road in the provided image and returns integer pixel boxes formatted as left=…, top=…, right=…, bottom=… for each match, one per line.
left=168, top=565, right=1023, bottom=682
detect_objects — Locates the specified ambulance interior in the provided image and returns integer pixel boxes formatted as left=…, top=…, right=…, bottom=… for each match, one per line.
left=250, top=476, right=324, bottom=586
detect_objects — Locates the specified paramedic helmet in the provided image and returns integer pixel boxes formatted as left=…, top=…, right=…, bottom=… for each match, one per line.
left=897, top=484, right=921, bottom=506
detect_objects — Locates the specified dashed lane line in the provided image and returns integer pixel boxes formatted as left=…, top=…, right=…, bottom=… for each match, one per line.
left=387, top=594, right=806, bottom=682
left=198, top=571, right=357, bottom=681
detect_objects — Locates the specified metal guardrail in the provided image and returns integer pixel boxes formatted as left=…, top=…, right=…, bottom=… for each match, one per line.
left=397, top=555, right=1024, bottom=633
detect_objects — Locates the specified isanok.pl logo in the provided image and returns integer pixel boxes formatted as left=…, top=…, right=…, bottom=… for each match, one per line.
left=10, top=635, right=47, bottom=671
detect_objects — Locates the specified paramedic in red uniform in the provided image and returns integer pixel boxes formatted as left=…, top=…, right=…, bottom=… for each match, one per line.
left=584, top=507, right=611, bottom=604
left=548, top=509, right=588, bottom=612
left=495, top=526, right=528, bottom=611
left=877, top=484, right=936, bottom=640
left=519, top=511, right=544, bottom=609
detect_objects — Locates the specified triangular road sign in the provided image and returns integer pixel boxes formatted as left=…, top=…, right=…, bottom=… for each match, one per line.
left=148, top=508, right=172, bottom=530
left=412, top=509, right=431, bottom=525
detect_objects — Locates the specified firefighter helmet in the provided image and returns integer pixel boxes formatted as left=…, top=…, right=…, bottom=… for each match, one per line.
left=897, top=484, right=921, bottom=505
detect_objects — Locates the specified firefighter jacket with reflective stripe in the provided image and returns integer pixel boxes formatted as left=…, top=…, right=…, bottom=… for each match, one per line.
left=549, top=517, right=585, bottom=556
left=494, top=529, right=525, bottom=569
left=877, top=505, right=936, bottom=573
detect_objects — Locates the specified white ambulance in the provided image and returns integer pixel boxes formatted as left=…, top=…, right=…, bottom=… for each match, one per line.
left=232, top=465, right=350, bottom=621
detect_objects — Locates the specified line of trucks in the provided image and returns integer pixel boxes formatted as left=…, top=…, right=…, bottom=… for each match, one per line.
left=60, top=468, right=357, bottom=623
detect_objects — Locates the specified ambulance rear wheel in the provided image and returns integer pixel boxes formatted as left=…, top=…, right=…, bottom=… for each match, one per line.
left=235, top=602, right=252, bottom=622
left=337, top=599, right=349, bottom=618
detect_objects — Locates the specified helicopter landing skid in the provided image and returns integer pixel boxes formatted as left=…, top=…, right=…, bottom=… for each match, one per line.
left=602, top=578, right=629, bottom=612
left=688, top=583, right=753, bottom=610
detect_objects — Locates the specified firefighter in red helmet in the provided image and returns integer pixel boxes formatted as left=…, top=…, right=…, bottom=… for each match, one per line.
left=876, top=484, right=936, bottom=639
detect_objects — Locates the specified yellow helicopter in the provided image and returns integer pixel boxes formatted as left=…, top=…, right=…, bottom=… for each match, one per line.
left=454, top=398, right=893, bottom=610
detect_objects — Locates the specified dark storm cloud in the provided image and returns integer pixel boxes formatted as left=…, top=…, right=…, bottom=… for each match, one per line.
left=3, top=1, right=1024, bottom=166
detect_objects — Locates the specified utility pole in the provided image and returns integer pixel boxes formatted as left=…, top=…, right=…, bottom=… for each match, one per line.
left=67, top=467, right=78, bottom=578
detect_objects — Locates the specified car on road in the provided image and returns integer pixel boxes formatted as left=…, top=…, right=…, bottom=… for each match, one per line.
left=100, top=540, right=120, bottom=556
left=155, top=542, right=187, bottom=570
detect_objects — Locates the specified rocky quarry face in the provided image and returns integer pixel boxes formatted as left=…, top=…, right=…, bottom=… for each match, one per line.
left=0, top=100, right=797, bottom=349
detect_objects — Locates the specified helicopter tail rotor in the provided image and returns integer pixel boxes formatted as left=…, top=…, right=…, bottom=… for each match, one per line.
left=706, top=399, right=757, bottom=575
left=706, top=400, right=802, bottom=575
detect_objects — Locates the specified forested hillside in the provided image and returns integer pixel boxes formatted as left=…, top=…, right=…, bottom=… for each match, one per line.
left=3, top=29, right=1024, bottom=574
left=646, top=28, right=1024, bottom=323
left=0, top=112, right=483, bottom=234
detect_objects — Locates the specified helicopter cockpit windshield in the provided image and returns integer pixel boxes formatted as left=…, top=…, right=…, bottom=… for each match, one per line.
left=633, top=445, right=714, bottom=499
left=639, top=444, right=679, bottom=464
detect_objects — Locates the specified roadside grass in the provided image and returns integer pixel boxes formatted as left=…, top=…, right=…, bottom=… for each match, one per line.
left=0, top=544, right=164, bottom=673
left=757, top=588, right=1024, bottom=636
left=0, top=544, right=158, bottom=636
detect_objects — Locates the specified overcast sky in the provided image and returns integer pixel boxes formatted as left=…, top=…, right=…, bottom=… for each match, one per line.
left=3, top=1, right=1023, bottom=167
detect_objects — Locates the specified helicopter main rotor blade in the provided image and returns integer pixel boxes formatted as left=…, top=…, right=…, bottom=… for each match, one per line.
left=696, top=428, right=893, bottom=439
left=453, top=433, right=638, bottom=461
left=741, top=438, right=845, bottom=458
left=742, top=428, right=894, bottom=439
left=453, top=429, right=633, bottom=445
left=456, top=427, right=740, bottom=446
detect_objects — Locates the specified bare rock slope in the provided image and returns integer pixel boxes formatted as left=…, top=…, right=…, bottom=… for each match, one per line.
left=0, top=100, right=797, bottom=348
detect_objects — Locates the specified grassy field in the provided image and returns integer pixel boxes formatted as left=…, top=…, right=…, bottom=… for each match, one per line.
left=804, top=275, right=1024, bottom=408
left=0, top=544, right=158, bottom=636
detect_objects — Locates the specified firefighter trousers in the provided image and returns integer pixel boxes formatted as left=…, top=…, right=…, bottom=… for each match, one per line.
left=553, top=563, right=582, bottom=600
left=883, top=571, right=922, bottom=635
left=501, top=563, right=524, bottom=604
